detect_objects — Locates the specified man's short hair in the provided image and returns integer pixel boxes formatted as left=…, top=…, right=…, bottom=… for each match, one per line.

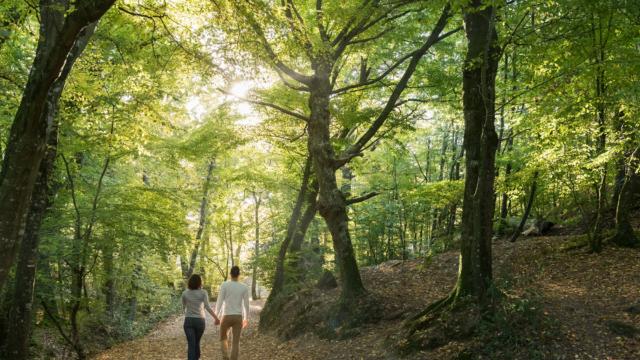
left=230, top=266, right=240, bottom=278
left=188, top=274, right=202, bottom=290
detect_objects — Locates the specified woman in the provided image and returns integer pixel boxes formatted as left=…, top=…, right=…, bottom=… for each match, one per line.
left=182, top=274, right=219, bottom=360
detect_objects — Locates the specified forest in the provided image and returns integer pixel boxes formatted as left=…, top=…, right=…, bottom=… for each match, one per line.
left=0, top=0, right=639, bottom=359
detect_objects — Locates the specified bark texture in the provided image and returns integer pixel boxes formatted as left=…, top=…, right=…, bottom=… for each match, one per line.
left=268, top=157, right=312, bottom=300
left=453, top=0, right=500, bottom=301
left=308, top=61, right=366, bottom=300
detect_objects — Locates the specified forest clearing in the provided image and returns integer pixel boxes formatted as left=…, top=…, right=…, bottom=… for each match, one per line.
left=1, top=0, right=639, bottom=359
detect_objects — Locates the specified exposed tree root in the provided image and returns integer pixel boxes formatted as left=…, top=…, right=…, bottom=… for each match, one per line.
left=397, top=286, right=508, bottom=357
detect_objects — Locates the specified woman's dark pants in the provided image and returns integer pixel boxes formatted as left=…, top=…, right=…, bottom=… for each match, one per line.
left=184, top=317, right=206, bottom=360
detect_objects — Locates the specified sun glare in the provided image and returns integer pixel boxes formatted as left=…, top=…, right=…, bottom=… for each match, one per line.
left=230, top=81, right=252, bottom=98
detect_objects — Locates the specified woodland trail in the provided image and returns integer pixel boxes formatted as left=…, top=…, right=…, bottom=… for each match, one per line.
left=92, top=294, right=386, bottom=360
left=93, top=299, right=287, bottom=360
left=93, top=235, right=640, bottom=360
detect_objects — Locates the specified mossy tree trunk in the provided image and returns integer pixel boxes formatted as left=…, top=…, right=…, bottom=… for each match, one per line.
left=453, top=0, right=500, bottom=301
left=288, top=181, right=319, bottom=284
left=268, top=156, right=312, bottom=300
left=308, top=62, right=367, bottom=301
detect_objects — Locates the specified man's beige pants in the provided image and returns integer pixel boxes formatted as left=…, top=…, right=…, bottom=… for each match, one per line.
left=220, top=315, right=243, bottom=360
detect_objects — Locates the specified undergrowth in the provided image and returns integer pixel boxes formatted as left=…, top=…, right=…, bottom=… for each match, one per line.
left=469, top=291, right=558, bottom=359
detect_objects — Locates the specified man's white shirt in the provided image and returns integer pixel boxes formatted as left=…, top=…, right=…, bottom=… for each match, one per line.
left=215, top=280, right=250, bottom=319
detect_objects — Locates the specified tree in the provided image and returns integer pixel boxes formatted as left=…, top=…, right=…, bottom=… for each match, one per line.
left=218, top=0, right=456, bottom=306
left=452, top=0, right=500, bottom=301
left=0, top=0, right=116, bottom=289
left=407, top=0, right=500, bottom=333
left=185, top=160, right=216, bottom=279
left=250, top=190, right=262, bottom=299
left=2, top=20, right=97, bottom=360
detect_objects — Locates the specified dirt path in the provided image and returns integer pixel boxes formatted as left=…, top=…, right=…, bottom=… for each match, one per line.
left=93, top=300, right=281, bottom=360
left=93, top=296, right=392, bottom=360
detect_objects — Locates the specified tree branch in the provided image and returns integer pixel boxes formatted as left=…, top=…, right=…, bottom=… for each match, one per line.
left=339, top=4, right=453, bottom=164
left=346, top=191, right=380, bottom=205
left=316, top=0, right=329, bottom=42
left=332, top=49, right=418, bottom=95
left=237, top=3, right=313, bottom=85
left=219, top=88, right=309, bottom=122
left=40, top=300, right=74, bottom=348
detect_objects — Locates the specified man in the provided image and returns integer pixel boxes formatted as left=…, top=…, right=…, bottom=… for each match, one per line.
left=215, top=265, right=250, bottom=360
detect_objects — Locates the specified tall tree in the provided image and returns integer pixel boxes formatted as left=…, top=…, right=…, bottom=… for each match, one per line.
left=221, top=0, right=455, bottom=305
left=453, top=0, right=500, bottom=301
left=409, top=1, right=500, bottom=326
left=2, top=21, right=97, bottom=360
left=0, top=0, right=116, bottom=289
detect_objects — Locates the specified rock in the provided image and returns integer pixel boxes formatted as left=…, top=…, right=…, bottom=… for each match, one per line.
left=522, top=219, right=555, bottom=236
left=316, top=270, right=338, bottom=290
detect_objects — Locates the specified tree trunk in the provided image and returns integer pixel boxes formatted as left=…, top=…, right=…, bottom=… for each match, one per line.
left=3, top=20, right=96, bottom=359
left=268, top=157, right=312, bottom=299
left=453, top=0, right=499, bottom=301
left=611, top=168, right=639, bottom=247
left=446, top=147, right=464, bottom=236
left=589, top=13, right=609, bottom=252
left=0, top=0, right=116, bottom=290
left=612, top=157, right=625, bottom=207
left=251, top=192, right=261, bottom=300
left=102, top=243, right=116, bottom=314
left=308, top=63, right=366, bottom=301
left=510, top=171, right=539, bottom=242
left=497, top=134, right=513, bottom=236
left=128, top=262, right=142, bottom=322
left=288, top=181, right=319, bottom=281
left=610, top=109, right=639, bottom=247
left=186, top=160, right=215, bottom=279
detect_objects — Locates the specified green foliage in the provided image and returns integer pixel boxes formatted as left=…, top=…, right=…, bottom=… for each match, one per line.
left=1, top=0, right=639, bottom=356
left=472, top=293, right=558, bottom=359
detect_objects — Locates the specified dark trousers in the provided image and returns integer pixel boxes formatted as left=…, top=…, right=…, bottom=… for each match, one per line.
left=184, top=317, right=206, bottom=360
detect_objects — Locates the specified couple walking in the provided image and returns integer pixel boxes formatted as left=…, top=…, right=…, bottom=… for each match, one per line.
left=181, top=266, right=250, bottom=360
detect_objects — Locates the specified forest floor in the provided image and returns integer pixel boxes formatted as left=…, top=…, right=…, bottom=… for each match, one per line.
left=93, top=234, right=640, bottom=359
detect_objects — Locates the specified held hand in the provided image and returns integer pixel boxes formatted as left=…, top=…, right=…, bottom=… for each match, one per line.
left=214, top=318, right=221, bottom=326
left=242, top=319, right=249, bottom=328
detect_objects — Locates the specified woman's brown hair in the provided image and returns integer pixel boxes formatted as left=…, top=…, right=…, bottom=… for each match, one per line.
left=187, top=274, right=202, bottom=290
